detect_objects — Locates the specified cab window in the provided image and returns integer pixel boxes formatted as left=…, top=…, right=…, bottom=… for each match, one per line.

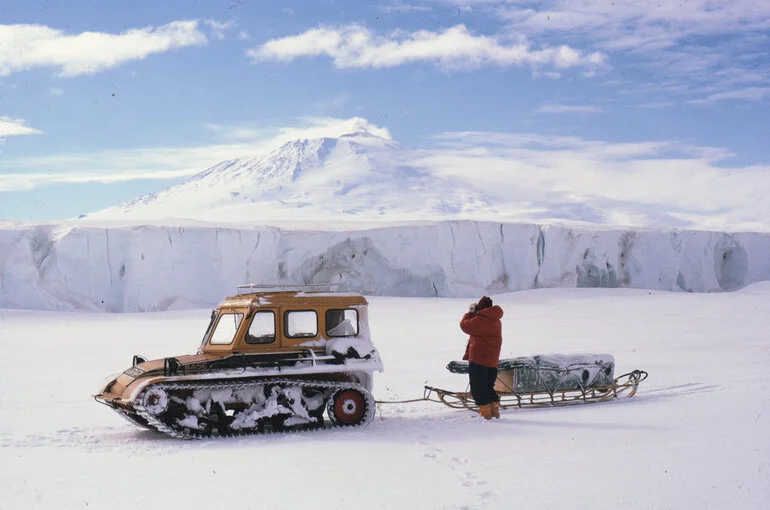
left=326, top=309, right=358, bottom=337
left=209, top=312, right=244, bottom=345
left=246, top=311, right=276, bottom=344
left=199, top=309, right=218, bottom=351
left=285, top=310, right=318, bottom=338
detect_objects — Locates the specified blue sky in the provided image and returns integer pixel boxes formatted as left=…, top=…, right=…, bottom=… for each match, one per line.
left=1, top=0, right=768, bottom=222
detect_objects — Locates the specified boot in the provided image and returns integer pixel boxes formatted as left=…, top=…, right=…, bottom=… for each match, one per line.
left=478, top=404, right=493, bottom=420
left=490, top=401, right=500, bottom=419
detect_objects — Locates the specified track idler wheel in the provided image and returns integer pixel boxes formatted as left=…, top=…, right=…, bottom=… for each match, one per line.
left=328, top=388, right=368, bottom=426
left=140, top=387, right=169, bottom=415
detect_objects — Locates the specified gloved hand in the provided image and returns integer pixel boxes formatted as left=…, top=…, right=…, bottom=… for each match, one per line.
left=468, top=303, right=478, bottom=313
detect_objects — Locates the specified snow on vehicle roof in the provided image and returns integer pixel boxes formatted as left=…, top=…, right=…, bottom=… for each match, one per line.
left=236, top=283, right=350, bottom=294
left=218, top=290, right=367, bottom=308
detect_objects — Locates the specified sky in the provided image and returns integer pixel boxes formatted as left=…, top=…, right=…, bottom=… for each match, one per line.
left=1, top=0, right=769, bottom=222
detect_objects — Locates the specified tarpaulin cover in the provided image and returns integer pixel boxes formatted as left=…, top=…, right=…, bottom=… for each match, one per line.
left=447, top=354, right=615, bottom=393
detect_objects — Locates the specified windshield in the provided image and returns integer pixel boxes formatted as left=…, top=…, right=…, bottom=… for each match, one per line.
left=209, top=312, right=244, bottom=345
left=198, top=310, right=218, bottom=353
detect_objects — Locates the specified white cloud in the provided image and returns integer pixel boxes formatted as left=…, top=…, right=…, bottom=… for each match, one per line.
left=0, top=116, right=43, bottom=137
left=437, top=0, right=770, bottom=100
left=689, top=87, right=770, bottom=104
left=203, top=20, right=234, bottom=41
left=378, top=2, right=433, bottom=14
left=0, top=20, right=213, bottom=77
left=449, top=0, right=770, bottom=48
left=206, top=116, right=390, bottom=142
left=536, top=104, right=603, bottom=114
left=0, top=117, right=390, bottom=191
left=248, top=24, right=606, bottom=70
left=272, top=116, right=391, bottom=141
left=48, top=87, right=64, bottom=96
left=423, top=130, right=764, bottom=215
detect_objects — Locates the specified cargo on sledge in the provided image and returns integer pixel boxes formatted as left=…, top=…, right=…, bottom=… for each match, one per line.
left=424, top=354, right=648, bottom=411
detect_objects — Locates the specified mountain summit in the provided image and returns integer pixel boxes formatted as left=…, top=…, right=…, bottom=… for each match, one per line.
left=85, top=132, right=492, bottom=226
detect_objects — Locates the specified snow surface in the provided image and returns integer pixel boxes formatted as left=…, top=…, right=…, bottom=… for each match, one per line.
left=1, top=220, right=769, bottom=311
left=1, top=286, right=768, bottom=509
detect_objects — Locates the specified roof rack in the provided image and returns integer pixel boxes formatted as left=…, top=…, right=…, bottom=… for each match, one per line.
left=236, top=283, right=350, bottom=295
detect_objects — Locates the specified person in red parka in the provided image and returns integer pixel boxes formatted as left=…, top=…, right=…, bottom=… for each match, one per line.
left=460, top=295, right=504, bottom=419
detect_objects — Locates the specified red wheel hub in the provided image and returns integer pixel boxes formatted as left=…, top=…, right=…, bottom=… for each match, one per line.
left=332, top=389, right=366, bottom=425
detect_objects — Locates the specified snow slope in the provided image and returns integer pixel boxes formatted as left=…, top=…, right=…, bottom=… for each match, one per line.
left=80, top=131, right=770, bottom=232
left=1, top=286, right=768, bottom=509
left=1, top=221, right=769, bottom=311
left=84, top=133, right=495, bottom=225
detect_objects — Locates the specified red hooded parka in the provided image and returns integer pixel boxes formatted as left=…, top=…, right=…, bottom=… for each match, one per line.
left=460, top=305, right=504, bottom=368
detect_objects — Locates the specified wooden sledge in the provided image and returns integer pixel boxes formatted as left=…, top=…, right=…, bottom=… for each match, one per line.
left=423, top=354, right=648, bottom=411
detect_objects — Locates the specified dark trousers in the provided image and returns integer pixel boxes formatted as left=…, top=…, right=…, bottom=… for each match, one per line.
left=468, top=362, right=499, bottom=406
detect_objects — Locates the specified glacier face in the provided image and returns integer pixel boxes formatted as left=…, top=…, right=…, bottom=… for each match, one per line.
left=1, top=221, right=768, bottom=312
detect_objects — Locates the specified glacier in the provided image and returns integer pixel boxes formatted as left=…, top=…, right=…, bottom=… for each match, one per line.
left=1, top=220, right=768, bottom=312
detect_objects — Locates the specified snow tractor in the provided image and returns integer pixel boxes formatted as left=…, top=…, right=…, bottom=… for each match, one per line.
left=424, top=354, right=647, bottom=411
left=94, top=285, right=383, bottom=439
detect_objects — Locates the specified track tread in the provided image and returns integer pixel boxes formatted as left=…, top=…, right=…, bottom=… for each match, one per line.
left=134, top=378, right=375, bottom=440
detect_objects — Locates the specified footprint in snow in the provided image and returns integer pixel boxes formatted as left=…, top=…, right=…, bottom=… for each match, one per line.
left=417, top=439, right=498, bottom=504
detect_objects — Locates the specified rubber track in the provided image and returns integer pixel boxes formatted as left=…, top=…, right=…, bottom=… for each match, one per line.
left=134, top=378, right=375, bottom=440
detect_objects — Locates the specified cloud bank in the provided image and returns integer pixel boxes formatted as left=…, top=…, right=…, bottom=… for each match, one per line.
left=249, top=24, right=606, bottom=70
left=422, top=131, right=769, bottom=229
left=427, top=0, right=769, bottom=104
left=0, top=20, right=215, bottom=77
left=0, top=117, right=43, bottom=137
left=0, top=117, right=389, bottom=191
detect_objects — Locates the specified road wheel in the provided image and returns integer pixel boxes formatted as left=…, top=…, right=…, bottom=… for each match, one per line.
left=329, top=389, right=367, bottom=426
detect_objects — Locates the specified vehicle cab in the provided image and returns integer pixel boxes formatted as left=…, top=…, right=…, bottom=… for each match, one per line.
left=197, top=285, right=371, bottom=356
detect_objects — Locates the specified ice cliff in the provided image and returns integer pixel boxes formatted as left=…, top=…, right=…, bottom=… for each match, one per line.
left=1, top=221, right=768, bottom=312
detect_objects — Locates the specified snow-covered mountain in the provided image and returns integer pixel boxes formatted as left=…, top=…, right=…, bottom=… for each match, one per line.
left=85, top=132, right=493, bottom=225
left=3, top=131, right=768, bottom=312
left=80, top=130, right=733, bottom=230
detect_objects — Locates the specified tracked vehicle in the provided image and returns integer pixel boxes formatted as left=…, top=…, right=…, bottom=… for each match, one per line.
left=95, top=285, right=383, bottom=439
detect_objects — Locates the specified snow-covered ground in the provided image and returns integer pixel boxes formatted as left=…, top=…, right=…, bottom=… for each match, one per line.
left=2, top=285, right=768, bottom=509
